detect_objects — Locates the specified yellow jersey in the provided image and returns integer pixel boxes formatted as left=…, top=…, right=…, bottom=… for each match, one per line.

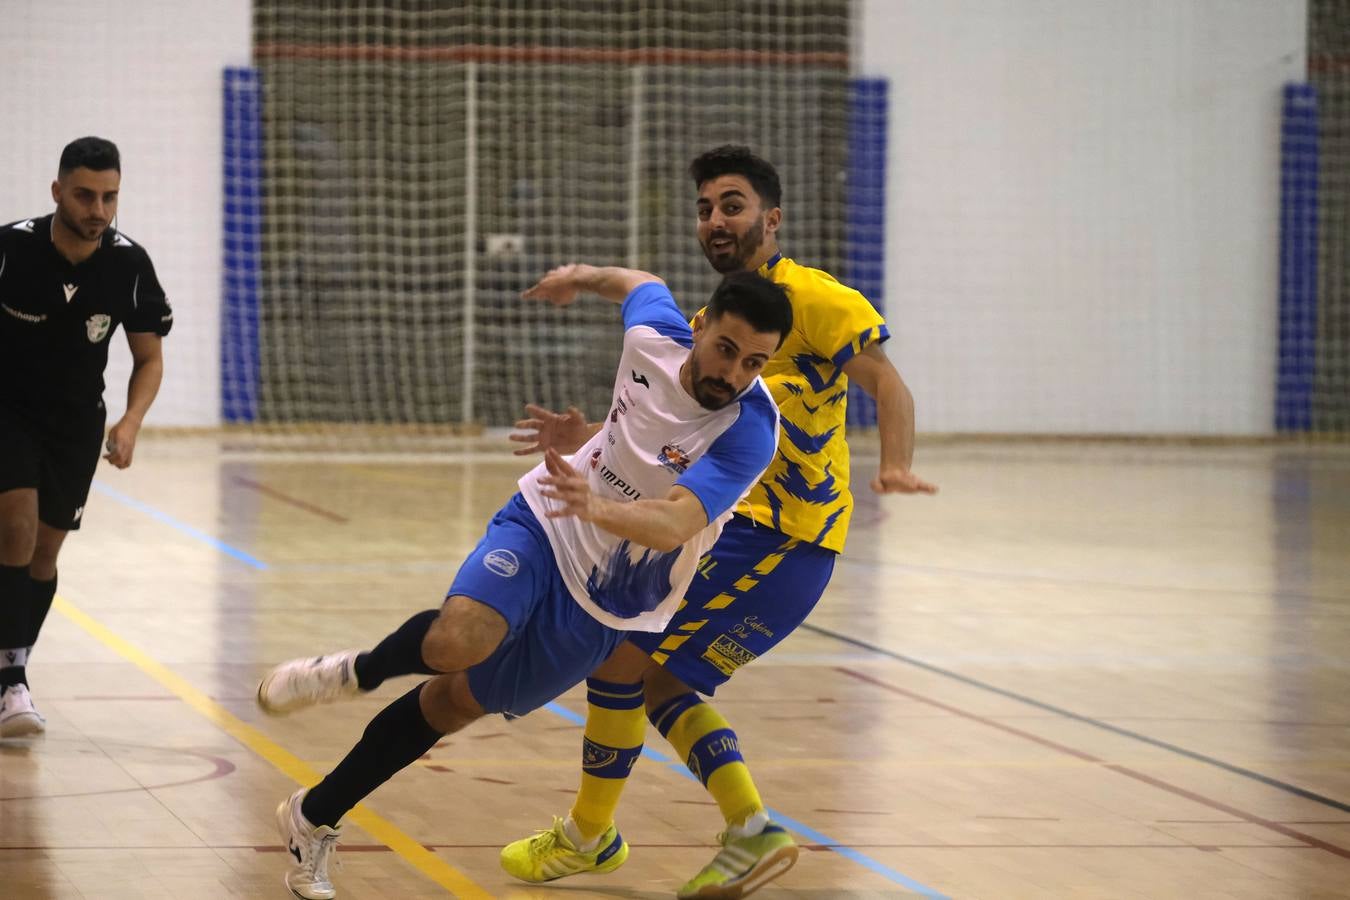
left=709, top=253, right=888, bottom=553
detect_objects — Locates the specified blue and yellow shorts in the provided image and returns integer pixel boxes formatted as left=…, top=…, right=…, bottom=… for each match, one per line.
left=627, top=514, right=836, bottom=695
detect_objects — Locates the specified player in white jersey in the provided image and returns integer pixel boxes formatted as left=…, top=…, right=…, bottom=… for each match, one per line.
left=254, top=263, right=791, bottom=900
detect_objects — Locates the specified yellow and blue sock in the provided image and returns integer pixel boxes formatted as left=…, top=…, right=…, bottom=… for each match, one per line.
left=650, top=693, right=764, bottom=830
left=570, top=678, right=646, bottom=843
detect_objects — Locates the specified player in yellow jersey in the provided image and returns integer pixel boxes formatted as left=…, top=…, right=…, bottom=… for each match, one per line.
left=501, top=145, right=936, bottom=899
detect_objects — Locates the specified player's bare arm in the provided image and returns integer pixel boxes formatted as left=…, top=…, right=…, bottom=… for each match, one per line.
left=522, top=263, right=664, bottom=306
left=537, top=448, right=708, bottom=552
left=103, top=331, right=164, bottom=469
left=840, top=343, right=937, bottom=496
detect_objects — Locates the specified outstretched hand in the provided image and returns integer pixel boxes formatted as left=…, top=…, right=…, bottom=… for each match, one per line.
left=510, top=404, right=590, bottom=456
left=538, top=448, right=600, bottom=521
left=870, top=466, right=938, bottom=496
left=521, top=264, right=585, bottom=307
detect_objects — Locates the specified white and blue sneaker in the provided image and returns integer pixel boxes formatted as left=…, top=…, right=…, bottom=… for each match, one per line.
left=0, top=683, right=46, bottom=737
left=257, top=650, right=362, bottom=716
left=276, top=788, right=341, bottom=900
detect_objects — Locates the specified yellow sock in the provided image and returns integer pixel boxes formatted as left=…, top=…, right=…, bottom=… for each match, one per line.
left=570, top=678, right=646, bottom=842
left=654, top=693, right=764, bottom=828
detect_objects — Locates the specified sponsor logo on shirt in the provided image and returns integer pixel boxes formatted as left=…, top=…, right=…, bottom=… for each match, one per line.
left=598, top=464, right=641, bottom=500
left=2, top=303, right=45, bottom=323
left=483, top=548, right=520, bottom=577
left=657, top=442, right=692, bottom=475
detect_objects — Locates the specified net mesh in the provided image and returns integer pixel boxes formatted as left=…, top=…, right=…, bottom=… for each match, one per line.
left=242, top=1, right=852, bottom=429
left=1309, top=0, right=1350, bottom=435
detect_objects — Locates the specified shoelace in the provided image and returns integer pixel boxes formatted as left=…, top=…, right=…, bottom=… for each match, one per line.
left=310, top=830, right=341, bottom=880
left=530, top=818, right=567, bottom=853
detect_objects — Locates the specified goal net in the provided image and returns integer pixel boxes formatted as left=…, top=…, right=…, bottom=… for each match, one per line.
left=1307, top=0, right=1350, bottom=435
left=233, top=1, right=858, bottom=433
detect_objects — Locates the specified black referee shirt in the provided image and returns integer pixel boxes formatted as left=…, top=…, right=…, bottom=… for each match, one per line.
left=0, top=214, right=173, bottom=421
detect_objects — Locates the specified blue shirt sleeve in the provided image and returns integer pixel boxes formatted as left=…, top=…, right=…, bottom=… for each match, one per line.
left=676, top=384, right=779, bottom=522
left=621, top=282, right=693, bottom=348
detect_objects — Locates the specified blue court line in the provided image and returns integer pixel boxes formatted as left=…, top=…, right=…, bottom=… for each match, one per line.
left=802, top=622, right=1350, bottom=816
left=91, top=480, right=269, bottom=570
left=544, top=701, right=947, bottom=897
left=95, top=480, right=938, bottom=891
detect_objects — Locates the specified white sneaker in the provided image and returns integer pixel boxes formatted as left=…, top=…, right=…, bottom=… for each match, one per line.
left=277, top=788, right=341, bottom=900
left=257, top=650, right=362, bottom=716
left=0, top=683, right=46, bottom=737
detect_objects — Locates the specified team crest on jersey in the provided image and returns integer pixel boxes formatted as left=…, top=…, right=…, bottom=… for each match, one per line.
left=85, top=314, right=111, bottom=343
left=589, top=448, right=602, bottom=470
left=701, top=634, right=757, bottom=676
left=657, top=442, right=692, bottom=475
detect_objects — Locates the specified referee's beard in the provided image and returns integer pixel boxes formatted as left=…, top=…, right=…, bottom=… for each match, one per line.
left=57, top=205, right=109, bottom=243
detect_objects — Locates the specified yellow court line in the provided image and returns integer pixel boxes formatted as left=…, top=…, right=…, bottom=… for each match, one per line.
left=53, top=594, right=494, bottom=900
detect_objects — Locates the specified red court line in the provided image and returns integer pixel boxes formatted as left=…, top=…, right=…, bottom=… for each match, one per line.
left=232, top=476, right=349, bottom=523
left=254, top=42, right=848, bottom=68
left=0, top=842, right=1315, bottom=853
left=1, top=751, right=235, bottom=802
left=243, top=842, right=1318, bottom=853
left=836, top=667, right=1350, bottom=862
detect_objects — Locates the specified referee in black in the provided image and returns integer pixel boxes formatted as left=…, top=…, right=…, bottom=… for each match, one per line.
left=0, top=137, right=173, bottom=736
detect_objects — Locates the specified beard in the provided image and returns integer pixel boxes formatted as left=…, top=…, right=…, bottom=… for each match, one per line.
left=59, top=205, right=108, bottom=242
left=688, top=354, right=736, bottom=410
left=701, top=217, right=765, bottom=274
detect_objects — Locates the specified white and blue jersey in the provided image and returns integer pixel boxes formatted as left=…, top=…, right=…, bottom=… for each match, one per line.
left=518, top=282, right=779, bottom=633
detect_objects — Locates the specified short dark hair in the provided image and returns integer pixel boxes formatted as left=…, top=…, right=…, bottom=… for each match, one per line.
left=706, top=271, right=793, bottom=348
left=689, top=145, right=782, bottom=210
left=59, top=137, right=121, bottom=176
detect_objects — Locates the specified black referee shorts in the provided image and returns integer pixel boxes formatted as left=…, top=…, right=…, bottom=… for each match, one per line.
left=0, top=401, right=106, bottom=532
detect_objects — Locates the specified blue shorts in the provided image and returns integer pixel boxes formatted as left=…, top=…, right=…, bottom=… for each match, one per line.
left=451, top=493, right=626, bottom=718
left=627, top=515, right=836, bottom=695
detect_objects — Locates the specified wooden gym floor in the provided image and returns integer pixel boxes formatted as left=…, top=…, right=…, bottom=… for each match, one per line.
left=2, top=434, right=1348, bottom=899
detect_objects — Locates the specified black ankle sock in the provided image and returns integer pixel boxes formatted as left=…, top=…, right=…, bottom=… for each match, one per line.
left=301, top=683, right=443, bottom=827
left=0, top=564, right=31, bottom=688
left=26, top=572, right=57, bottom=649
left=353, top=609, right=441, bottom=691
left=0, top=664, right=24, bottom=689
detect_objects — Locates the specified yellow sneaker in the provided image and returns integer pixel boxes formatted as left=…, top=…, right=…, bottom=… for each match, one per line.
left=678, top=821, right=797, bottom=899
left=500, top=816, right=629, bottom=883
